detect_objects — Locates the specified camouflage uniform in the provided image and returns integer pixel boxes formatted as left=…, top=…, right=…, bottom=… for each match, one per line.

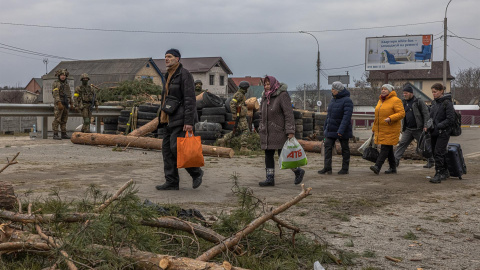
left=52, top=69, right=72, bottom=138
left=74, top=74, right=98, bottom=133
left=194, top=80, right=205, bottom=96
left=221, top=86, right=249, bottom=150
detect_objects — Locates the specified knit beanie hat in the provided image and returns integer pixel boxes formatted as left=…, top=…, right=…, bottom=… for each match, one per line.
left=332, top=81, right=344, bottom=91
left=403, top=85, right=413, bottom=93
left=165, top=48, right=181, bottom=59
left=382, top=84, right=394, bottom=92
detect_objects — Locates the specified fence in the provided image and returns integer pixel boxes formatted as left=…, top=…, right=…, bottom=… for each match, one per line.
left=0, top=116, right=37, bottom=134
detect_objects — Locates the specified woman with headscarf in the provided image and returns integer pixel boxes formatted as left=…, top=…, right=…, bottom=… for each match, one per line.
left=258, top=76, right=305, bottom=187
left=370, top=84, right=405, bottom=175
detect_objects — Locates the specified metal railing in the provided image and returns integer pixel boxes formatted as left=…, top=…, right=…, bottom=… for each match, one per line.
left=0, top=104, right=123, bottom=139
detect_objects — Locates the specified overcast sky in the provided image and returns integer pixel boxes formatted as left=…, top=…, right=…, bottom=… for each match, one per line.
left=0, top=0, right=479, bottom=89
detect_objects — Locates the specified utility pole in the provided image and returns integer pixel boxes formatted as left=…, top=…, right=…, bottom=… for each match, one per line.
left=443, top=0, right=452, bottom=99
left=299, top=31, right=321, bottom=112
left=346, top=71, right=349, bottom=88
left=303, top=83, right=306, bottom=110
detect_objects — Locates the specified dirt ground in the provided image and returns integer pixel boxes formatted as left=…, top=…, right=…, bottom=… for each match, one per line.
left=1, top=130, right=480, bottom=270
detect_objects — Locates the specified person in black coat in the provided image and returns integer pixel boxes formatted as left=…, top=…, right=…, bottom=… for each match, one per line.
left=156, top=48, right=204, bottom=190
left=318, top=81, right=353, bottom=175
left=428, top=83, right=455, bottom=183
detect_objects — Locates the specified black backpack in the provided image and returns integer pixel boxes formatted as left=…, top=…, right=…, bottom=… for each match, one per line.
left=444, top=101, right=461, bottom=136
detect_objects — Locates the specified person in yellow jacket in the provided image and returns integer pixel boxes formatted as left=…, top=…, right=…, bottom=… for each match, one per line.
left=370, top=84, right=405, bottom=174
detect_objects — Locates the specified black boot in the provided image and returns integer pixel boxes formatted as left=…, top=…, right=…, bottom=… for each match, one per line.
left=192, top=169, right=204, bottom=189
left=53, top=132, right=61, bottom=140
left=423, top=159, right=434, bottom=168
left=317, top=168, right=332, bottom=175
left=292, top=168, right=305, bottom=185
left=61, top=132, right=70, bottom=139
left=429, top=170, right=443, bottom=184
left=259, top=168, right=275, bottom=187
left=385, top=167, right=397, bottom=174
left=156, top=182, right=179, bottom=190
left=338, top=169, right=349, bottom=174
left=370, top=165, right=380, bottom=175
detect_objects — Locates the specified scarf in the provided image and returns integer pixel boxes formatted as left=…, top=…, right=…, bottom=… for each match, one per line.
left=264, top=75, right=280, bottom=105
left=160, top=62, right=180, bottom=124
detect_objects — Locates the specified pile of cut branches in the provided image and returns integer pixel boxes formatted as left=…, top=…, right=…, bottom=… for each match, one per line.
left=0, top=174, right=338, bottom=269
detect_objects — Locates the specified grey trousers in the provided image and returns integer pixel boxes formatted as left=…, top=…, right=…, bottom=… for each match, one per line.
left=394, top=128, right=434, bottom=163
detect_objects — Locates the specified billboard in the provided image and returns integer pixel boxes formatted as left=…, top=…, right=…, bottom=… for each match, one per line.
left=365, top=35, right=433, bottom=71
left=328, top=75, right=350, bottom=85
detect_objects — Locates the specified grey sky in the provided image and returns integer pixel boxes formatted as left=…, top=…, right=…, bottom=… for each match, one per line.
left=0, top=0, right=478, bottom=89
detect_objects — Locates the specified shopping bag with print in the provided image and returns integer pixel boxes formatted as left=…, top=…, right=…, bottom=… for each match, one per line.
left=177, top=131, right=205, bottom=168
left=279, top=137, right=308, bottom=169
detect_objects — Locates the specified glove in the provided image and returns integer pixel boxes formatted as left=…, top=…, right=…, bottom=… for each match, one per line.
left=95, top=105, right=99, bottom=113
left=69, top=101, right=74, bottom=108
left=57, top=102, right=64, bottom=110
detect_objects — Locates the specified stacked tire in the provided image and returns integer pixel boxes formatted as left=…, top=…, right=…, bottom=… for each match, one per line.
left=314, top=113, right=327, bottom=141
left=117, top=109, right=131, bottom=134
left=198, top=92, right=226, bottom=145
left=293, top=110, right=303, bottom=140
left=137, top=104, right=160, bottom=138
left=103, top=117, right=119, bottom=134
left=194, top=121, right=222, bottom=145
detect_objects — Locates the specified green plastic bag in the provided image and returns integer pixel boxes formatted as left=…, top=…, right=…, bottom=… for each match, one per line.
left=279, top=137, right=308, bottom=169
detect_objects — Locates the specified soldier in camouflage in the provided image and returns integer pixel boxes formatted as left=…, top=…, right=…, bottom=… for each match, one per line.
left=218, top=81, right=250, bottom=151
left=51, top=69, right=72, bottom=140
left=194, top=80, right=205, bottom=96
left=74, top=73, right=98, bottom=133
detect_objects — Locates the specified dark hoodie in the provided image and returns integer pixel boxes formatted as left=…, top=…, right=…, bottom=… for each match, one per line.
left=324, top=88, right=354, bottom=139
left=429, top=93, right=455, bottom=136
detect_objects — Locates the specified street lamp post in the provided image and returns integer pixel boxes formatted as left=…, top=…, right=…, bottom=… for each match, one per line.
left=444, top=0, right=452, bottom=100
left=299, top=31, right=321, bottom=112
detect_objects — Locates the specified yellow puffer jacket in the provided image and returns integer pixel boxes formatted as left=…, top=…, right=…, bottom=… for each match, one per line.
left=372, top=91, right=405, bottom=145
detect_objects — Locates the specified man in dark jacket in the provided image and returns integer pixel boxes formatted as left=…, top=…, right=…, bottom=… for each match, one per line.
left=394, top=85, right=434, bottom=169
left=318, top=81, right=353, bottom=175
left=156, top=48, right=204, bottom=190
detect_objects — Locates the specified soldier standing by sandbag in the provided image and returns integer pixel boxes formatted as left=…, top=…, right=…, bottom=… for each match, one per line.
left=218, top=81, right=250, bottom=152
left=74, top=73, right=98, bottom=133
left=51, top=69, right=72, bottom=140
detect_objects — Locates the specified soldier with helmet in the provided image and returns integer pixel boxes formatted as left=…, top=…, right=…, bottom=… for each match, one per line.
left=74, top=73, right=98, bottom=133
left=52, top=69, right=72, bottom=140
left=194, top=80, right=205, bottom=96
left=218, top=81, right=250, bottom=152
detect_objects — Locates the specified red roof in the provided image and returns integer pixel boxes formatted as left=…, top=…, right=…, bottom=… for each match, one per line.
left=230, top=76, right=264, bottom=87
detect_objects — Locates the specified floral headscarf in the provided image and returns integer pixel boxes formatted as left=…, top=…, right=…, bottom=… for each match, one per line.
left=264, top=75, right=281, bottom=105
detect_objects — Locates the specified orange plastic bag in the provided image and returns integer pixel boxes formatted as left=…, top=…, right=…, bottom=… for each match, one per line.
left=177, top=131, right=205, bottom=168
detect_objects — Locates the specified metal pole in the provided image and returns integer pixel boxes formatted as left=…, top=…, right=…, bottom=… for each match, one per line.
left=443, top=0, right=452, bottom=99
left=303, top=84, right=306, bottom=110
left=299, top=31, right=320, bottom=112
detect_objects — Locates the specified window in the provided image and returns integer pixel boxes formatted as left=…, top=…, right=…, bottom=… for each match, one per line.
left=209, top=75, right=215, bottom=85
left=413, top=81, right=423, bottom=90
left=219, top=76, right=225, bottom=86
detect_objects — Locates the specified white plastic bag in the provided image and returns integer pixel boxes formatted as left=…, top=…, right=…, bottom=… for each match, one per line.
left=358, top=133, right=375, bottom=154
left=279, top=137, right=307, bottom=169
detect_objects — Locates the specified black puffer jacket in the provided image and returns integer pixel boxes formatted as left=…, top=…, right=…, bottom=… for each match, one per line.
left=162, top=63, right=197, bottom=127
left=429, top=93, right=455, bottom=136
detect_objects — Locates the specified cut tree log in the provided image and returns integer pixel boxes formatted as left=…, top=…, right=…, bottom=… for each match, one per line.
left=70, top=132, right=234, bottom=158
left=196, top=184, right=313, bottom=262
left=128, top=118, right=159, bottom=137
left=0, top=181, right=16, bottom=210
left=297, top=140, right=322, bottom=153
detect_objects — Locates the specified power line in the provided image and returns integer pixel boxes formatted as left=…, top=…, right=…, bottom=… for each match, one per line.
left=448, top=29, right=480, bottom=50
left=323, top=63, right=364, bottom=71
left=0, top=42, right=78, bottom=60
left=0, top=20, right=443, bottom=35
left=447, top=44, right=480, bottom=68
left=0, top=49, right=58, bottom=63
left=448, top=35, right=480, bottom=41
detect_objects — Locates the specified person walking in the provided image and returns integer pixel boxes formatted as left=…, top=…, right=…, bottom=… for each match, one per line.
left=394, top=84, right=434, bottom=167
left=318, top=81, right=353, bottom=175
left=51, top=69, right=73, bottom=140
left=370, top=84, right=405, bottom=174
left=74, top=73, right=98, bottom=133
left=258, top=76, right=305, bottom=187
left=428, top=83, right=455, bottom=184
left=156, top=48, right=204, bottom=190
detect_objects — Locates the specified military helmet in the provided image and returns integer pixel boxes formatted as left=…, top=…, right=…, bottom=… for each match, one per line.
left=194, top=80, right=203, bottom=85
left=80, top=73, right=90, bottom=81
left=54, top=69, right=69, bottom=77
left=239, top=81, right=250, bottom=89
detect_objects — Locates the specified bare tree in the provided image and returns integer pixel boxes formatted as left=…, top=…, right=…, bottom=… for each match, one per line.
left=353, top=71, right=371, bottom=88
left=289, top=83, right=329, bottom=110
left=453, top=67, right=480, bottom=105
left=0, top=90, right=24, bottom=103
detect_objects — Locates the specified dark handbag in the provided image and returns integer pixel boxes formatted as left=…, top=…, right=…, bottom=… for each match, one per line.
left=161, top=95, right=182, bottom=115
left=362, top=134, right=379, bottom=163
left=416, top=131, right=433, bottom=158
